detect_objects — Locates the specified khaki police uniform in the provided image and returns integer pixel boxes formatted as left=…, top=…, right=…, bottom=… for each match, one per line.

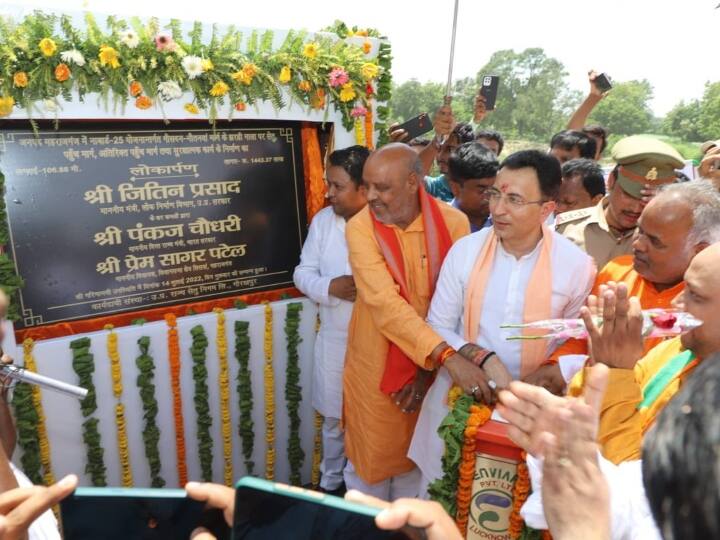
left=557, top=135, right=684, bottom=270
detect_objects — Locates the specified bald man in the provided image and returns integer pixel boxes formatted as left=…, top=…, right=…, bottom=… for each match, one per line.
left=342, top=144, right=480, bottom=500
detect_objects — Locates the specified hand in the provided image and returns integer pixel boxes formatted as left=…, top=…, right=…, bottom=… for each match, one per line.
left=587, top=70, right=609, bottom=98
left=444, top=354, right=494, bottom=404
left=497, top=363, right=608, bottom=457
left=580, top=283, right=644, bottom=370
left=541, top=370, right=610, bottom=540
left=473, top=93, right=487, bottom=123
left=388, top=122, right=410, bottom=143
left=432, top=105, right=455, bottom=140
left=698, top=146, right=720, bottom=182
left=640, top=184, right=659, bottom=204
left=0, top=353, right=14, bottom=396
left=481, top=355, right=512, bottom=391
left=186, top=482, right=235, bottom=539
left=345, top=490, right=462, bottom=540
left=391, top=369, right=433, bottom=414
left=328, top=275, right=356, bottom=302
left=522, top=363, right=566, bottom=396
left=0, top=474, right=78, bottom=540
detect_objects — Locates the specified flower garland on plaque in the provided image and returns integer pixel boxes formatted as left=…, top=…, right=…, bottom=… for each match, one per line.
left=190, top=324, right=213, bottom=482
left=135, top=336, right=165, bottom=487
left=263, top=302, right=276, bottom=480
left=214, top=308, right=234, bottom=486
left=165, top=313, right=188, bottom=486
left=70, top=337, right=107, bottom=486
left=284, top=302, right=304, bottom=485
left=234, top=319, right=254, bottom=476
left=105, top=325, right=133, bottom=487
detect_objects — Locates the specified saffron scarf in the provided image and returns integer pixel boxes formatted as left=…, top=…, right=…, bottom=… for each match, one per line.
left=463, top=226, right=554, bottom=378
left=371, top=185, right=454, bottom=394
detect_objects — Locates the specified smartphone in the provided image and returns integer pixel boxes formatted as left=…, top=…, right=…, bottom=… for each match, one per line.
left=594, top=73, right=612, bottom=92
left=233, top=477, right=427, bottom=540
left=479, top=75, right=500, bottom=111
left=392, top=113, right=433, bottom=141
left=61, top=487, right=229, bottom=540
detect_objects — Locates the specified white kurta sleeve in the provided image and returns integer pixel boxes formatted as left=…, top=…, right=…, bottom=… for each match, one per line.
left=293, top=217, right=341, bottom=307
left=427, top=238, right=469, bottom=352
left=521, top=454, right=661, bottom=540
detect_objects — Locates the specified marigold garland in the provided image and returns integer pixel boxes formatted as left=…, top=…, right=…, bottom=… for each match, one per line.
left=263, top=302, right=276, bottom=480
left=70, top=337, right=107, bottom=486
left=135, top=336, right=165, bottom=487
left=284, top=303, right=305, bottom=485
left=190, top=324, right=213, bottom=482
left=456, top=405, right=492, bottom=536
left=105, top=325, right=133, bottom=487
left=353, top=117, right=365, bottom=147
left=165, top=313, right=188, bottom=486
left=364, top=104, right=374, bottom=150
left=509, top=451, right=533, bottom=539
left=234, top=319, right=255, bottom=476
left=311, top=411, right=323, bottom=488
left=214, top=308, right=234, bottom=486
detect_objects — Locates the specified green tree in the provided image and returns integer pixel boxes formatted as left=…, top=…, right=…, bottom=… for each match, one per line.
left=697, top=81, right=720, bottom=140
left=588, top=80, right=655, bottom=136
left=389, top=80, right=444, bottom=124
left=472, top=48, right=579, bottom=141
left=662, top=99, right=703, bottom=141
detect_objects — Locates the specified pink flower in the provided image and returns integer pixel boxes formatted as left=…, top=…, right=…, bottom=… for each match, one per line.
left=350, top=105, right=368, bottom=118
left=328, top=67, right=349, bottom=88
left=155, top=32, right=177, bottom=52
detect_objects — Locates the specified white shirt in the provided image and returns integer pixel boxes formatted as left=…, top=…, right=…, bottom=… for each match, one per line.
left=293, top=206, right=354, bottom=419
left=522, top=454, right=661, bottom=540
left=409, top=228, right=595, bottom=487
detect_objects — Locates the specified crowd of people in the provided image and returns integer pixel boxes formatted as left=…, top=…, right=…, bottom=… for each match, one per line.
left=1, top=71, right=720, bottom=539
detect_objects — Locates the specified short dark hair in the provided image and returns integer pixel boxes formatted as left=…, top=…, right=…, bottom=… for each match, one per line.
left=474, top=129, right=505, bottom=154
left=643, top=353, right=720, bottom=540
left=408, top=137, right=431, bottom=147
left=448, top=142, right=499, bottom=186
left=550, top=130, right=597, bottom=160
left=452, top=122, right=475, bottom=145
left=582, top=124, right=609, bottom=154
left=561, top=158, right=606, bottom=198
left=328, top=145, right=371, bottom=187
left=501, top=150, right=562, bottom=201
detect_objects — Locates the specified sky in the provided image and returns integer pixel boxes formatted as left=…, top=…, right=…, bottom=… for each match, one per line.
left=7, top=0, right=720, bottom=115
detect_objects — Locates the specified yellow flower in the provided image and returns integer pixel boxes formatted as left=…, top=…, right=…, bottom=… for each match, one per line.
left=184, top=103, right=199, bottom=114
left=231, top=70, right=252, bottom=85
left=243, top=63, right=258, bottom=78
left=99, top=45, right=121, bottom=69
left=279, top=66, right=292, bottom=84
left=339, top=83, right=356, bottom=102
left=298, top=80, right=311, bottom=92
left=38, top=38, right=57, bottom=57
left=355, top=30, right=369, bottom=37
left=0, top=96, right=14, bottom=117
left=210, top=81, right=229, bottom=97
left=303, top=42, right=318, bottom=59
left=201, top=59, right=214, bottom=71
left=13, top=72, right=28, bottom=88
left=360, top=62, right=379, bottom=80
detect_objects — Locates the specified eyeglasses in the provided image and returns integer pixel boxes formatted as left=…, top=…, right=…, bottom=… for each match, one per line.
left=486, top=188, right=547, bottom=208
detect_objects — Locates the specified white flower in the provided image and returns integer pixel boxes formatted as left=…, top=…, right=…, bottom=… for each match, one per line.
left=182, top=55, right=203, bottom=79
left=60, top=49, right=85, bottom=67
left=120, top=30, right=140, bottom=49
left=157, top=80, right=182, bottom=101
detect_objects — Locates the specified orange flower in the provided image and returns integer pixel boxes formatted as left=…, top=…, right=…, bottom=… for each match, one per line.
left=13, top=72, right=28, bottom=88
left=310, top=88, right=325, bottom=109
left=362, top=40, right=372, bottom=54
left=508, top=451, right=532, bottom=539
left=298, top=80, right=311, bottom=92
left=129, top=80, right=142, bottom=97
left=235, top=102, right=246, bottom=112
left=135, top=96, right=152, bottom=109
left=54, top=63, right=71, bottom=82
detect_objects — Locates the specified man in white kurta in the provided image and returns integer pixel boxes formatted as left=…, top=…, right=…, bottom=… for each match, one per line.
left=407, top=150, right=596, bottom=495
left=293, top=145, right=369, bottom=492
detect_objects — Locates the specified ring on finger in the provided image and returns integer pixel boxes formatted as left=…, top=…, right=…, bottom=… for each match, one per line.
left=469, top=385, right=480, bottom=395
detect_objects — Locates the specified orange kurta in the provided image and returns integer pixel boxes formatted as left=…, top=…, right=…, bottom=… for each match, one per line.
left=550, top=255, right=685, bottom=362
left=343, top=205, right=469, bottom=484
left=568, top=337, right=700, bottom=463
